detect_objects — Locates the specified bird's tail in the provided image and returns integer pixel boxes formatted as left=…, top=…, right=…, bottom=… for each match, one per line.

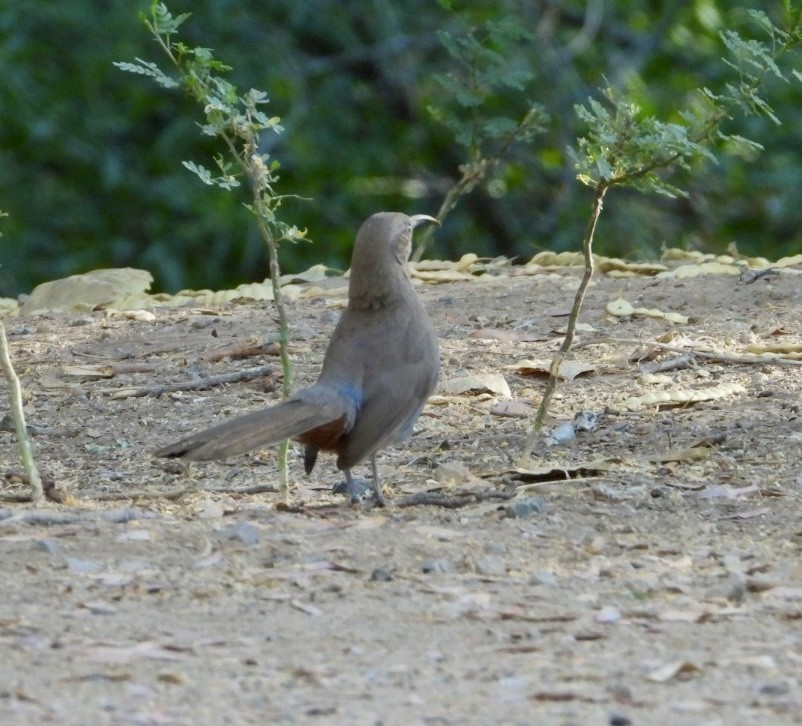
left=154, top=391, right=351, bottom=461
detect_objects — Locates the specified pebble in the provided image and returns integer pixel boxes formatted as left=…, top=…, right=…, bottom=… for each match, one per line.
left=66, top=558, right=104, bottom=574
left=218, top=522, right=260, bottom=545
left=475, top=556, right=506, bottom=577
left=369, top=568, right=393, bottom=582
left=421, top=558, right=453, bottom=574
left=759, top=681, right=790, bottom=696
left=34, top=539, right=62, bottom=555
left=532, top=570, right=558, bottom=586
left=504, top=497, right=545, bottom=519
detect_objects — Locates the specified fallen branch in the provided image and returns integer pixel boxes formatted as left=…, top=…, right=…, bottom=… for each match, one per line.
left=0, top=507, right=161, bottom=526
left=639, top=352, right=696, bottom=374
left=86, top=482, right=278, bottom=501
left=397, top=487, right=516, bottom=509
left=106, top=364, right=275, bottom=398
left=597, top=338, right=802, bottom=368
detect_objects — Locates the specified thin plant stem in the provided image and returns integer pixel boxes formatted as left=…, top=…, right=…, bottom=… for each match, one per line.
left=0, top=323, right=43, bottom=502
left=412, top=106, right=543, bottom=262
left=411, top=163, right=485, bottom=262
left=255, top=210, right=292, bottom=501
left=519, top=183, right=607, bottom=462
left=142, top=5, right=297, bottom=500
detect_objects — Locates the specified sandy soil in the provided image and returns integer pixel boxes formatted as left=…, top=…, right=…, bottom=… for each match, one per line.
left=1, top=261, right=801, bottom=725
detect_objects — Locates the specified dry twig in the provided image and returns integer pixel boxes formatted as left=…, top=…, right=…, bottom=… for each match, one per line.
left=107, top=364, right=274, bottom=398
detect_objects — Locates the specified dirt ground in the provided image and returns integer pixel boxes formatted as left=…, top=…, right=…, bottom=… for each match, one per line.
left=1, top=258, right=802, bottom=725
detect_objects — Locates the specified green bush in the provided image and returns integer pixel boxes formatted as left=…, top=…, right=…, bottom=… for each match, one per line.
left=1, top=1, right=800, bottom=298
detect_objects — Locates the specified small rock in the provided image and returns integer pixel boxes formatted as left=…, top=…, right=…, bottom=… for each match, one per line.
left=67, top=316, right=95, bottom=327
left=725, top=576, right=747, bottom=604
left=759, top=681, right=790, bottom=696
left=504, top=497, right=545, bottom=519
left=475, top=556, right=506, bottom=577
left=595, top=605, right=622, bottom=624
left=218, top=522, right=260, bottom=545
left=116, top=529, right=151, bottom=542
left=546, top=421, right=576, bottom=445
left=196, top=499, right=224, bottom=519
left=66, top=558, right=104, bottom=574
left=81, top=601, right=117, bottom=615
left=370, top=568, right=393, bottom=582
left=532, top=570, right=558, bottom=586
left=609, top=714, right=632, bottom=726
left=34, top=539, right=62, bottom=555
left=421, top=558, right=453, bottom=574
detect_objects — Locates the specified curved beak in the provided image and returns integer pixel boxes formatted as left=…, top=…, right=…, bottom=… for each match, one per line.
left=410, top=214, right=440, bottom=228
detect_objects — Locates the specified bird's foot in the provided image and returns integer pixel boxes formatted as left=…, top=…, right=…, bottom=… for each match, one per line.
left=333, top=473, right=386, bottom=507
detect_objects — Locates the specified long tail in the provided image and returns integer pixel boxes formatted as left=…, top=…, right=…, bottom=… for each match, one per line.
left=154, top=391, right=350, bottom=461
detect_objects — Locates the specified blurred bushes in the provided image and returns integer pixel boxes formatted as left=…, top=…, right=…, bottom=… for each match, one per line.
left=1, top=1, right=800, bottom=297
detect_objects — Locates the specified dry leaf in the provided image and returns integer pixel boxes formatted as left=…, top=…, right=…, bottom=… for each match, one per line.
left=104, top=309, right=156, bottom=321
left=697, top=485, right=761, bottom=500
left=658, top=609, right=708, bottom=623
left=279, top=263, right=335, bottom=284
left=469, top=328, right=546, bottom=342
left=621, top=382, right=745, bottom=410
left=774, top=253, right=802, bottom=268
left=409, top=268, right=475, bottom=283
left=84, top=640, right=188, bottom=664
left=412, top=253, right=480, bottom=272
left=435, top=462, right=480, bottom=486
left=647, top=446, right=712, bottom=463
left=507, top=359, right=595, bottom=380
left=607, top=297, right=688, bottom=324
left=440, top=374, right=511, bottom=398
left=718, top=507, right=771, bottom=520
left=0, top=297, right=19, bottom=318
left=527, top=251, right=585, bottom=267
left=646, top=659, right=701, bottom=683
left=291, top=600, right=323, bottom=617
left=656, top=262, right=741, bottom=279
left=746, top=342, right=802, bottom=354
left=526, top=252, right=666, bottom=276
left=490, top=400, right=532, bottom=417
left=61, top=365, right=115, bottom=380
left=762, top=587, right=802, bottom=600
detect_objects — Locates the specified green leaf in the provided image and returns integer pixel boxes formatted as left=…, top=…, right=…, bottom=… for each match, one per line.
left=150, top=2, right=190, bottom=35
left=182, top=160, right=213, bottom=185
left=113, top=59, right=178, bottom=89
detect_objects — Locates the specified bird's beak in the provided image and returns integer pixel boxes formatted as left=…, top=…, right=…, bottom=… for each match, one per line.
left=410, top=214, right=440, bottom=228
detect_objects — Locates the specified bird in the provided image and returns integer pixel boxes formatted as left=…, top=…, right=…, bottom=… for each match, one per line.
left=155, top=212, right=440, bottom=505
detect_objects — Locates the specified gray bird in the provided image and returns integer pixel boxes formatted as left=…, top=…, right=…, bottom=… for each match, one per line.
left=155, top=212, right=440, bottom=505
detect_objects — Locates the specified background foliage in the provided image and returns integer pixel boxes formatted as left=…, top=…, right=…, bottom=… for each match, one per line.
left=1, top=1, right=800, bottom=297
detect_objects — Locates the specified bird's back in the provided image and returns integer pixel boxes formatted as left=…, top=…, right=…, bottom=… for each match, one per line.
left=318, top=294, right=439, bottom=470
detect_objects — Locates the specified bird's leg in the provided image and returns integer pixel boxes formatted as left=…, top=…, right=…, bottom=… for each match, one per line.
left=335, top=461, right=386, bottom=506
left=370, top=455, right=387, bottom=507
left=337, top=469, right=370, bottom=504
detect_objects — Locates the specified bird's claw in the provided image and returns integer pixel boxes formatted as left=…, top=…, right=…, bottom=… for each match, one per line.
left=333, top=476, right=386, bottom=506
